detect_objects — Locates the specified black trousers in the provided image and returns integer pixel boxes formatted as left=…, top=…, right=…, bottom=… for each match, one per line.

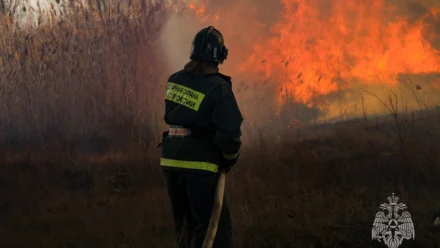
left=163, top=170, right=233, bottom=248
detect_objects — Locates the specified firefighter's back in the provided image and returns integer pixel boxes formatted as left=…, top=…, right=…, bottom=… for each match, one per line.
left=161, top=26, right=240, bottom=248
left=160, top=69, right=233, bottom=174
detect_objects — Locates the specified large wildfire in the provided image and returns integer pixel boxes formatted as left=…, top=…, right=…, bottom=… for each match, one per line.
left=160, top=0, right=440, bottom=123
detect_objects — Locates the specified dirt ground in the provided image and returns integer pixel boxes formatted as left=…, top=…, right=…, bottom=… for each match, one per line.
left=1, top=116, right=440, bottom=248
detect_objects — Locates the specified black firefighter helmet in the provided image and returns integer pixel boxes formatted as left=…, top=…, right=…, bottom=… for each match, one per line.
left=190, top=26, right=228, bottom=64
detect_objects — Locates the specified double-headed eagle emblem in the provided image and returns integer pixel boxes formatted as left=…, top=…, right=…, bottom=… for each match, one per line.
left=372, top=193, right=415, bottom=248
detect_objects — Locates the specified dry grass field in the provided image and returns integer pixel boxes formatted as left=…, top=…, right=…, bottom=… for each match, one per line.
left=1, top=1, right=440, bottom=247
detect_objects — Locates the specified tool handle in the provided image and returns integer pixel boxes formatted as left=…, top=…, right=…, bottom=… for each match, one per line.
left=202, top=170, right=226, bottom=248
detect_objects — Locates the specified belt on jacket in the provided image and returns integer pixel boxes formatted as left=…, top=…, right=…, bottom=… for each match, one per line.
left=156, top=126, right=215, bottom=148
left=168, top=126, right=192, bottom=137
left=163, top=126, right=215, bottom=139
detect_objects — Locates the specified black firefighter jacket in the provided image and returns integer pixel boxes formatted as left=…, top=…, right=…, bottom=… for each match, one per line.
left=160, top=69, right=243, bottom=174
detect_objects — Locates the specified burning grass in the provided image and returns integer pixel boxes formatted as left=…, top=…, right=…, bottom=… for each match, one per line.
left=1, top=1, right=440, bottom=247
left=185, top=0, right=440, bottom=108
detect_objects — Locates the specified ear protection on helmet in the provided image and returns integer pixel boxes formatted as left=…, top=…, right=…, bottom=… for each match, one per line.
left=192, top=26, right=228, bottom=64
left=207, top=26, right=228, bottom=63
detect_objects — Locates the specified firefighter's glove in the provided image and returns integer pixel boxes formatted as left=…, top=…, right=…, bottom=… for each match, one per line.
left=221, top=152, right=240, bottom=173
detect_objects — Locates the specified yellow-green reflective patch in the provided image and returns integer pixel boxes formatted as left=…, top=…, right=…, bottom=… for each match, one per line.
left=160, top=158, right=218, bottom=173
left=166, top=82, right=205, bottom=111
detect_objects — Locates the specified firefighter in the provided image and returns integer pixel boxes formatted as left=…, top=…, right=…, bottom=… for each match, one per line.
left=160, top=26, right=243, bottom=248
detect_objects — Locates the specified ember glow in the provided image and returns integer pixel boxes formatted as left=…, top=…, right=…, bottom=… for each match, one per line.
left=186, top=0, right=440, bottom=108
left=188, top=2, right=206, bottom=17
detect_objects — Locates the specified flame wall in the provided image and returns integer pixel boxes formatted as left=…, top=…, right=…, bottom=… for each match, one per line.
left=157, top=0, right=440, bottom=127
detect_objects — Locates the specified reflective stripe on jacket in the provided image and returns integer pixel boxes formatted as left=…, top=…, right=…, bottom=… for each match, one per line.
left=160, top=158, right=218, bottom=173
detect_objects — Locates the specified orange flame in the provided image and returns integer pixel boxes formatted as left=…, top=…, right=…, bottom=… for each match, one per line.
left=187, top=1, right=440, bottom=106
left=188, top=2, right=206, bottom=17
left=243, top=0, right=440, bottom=105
